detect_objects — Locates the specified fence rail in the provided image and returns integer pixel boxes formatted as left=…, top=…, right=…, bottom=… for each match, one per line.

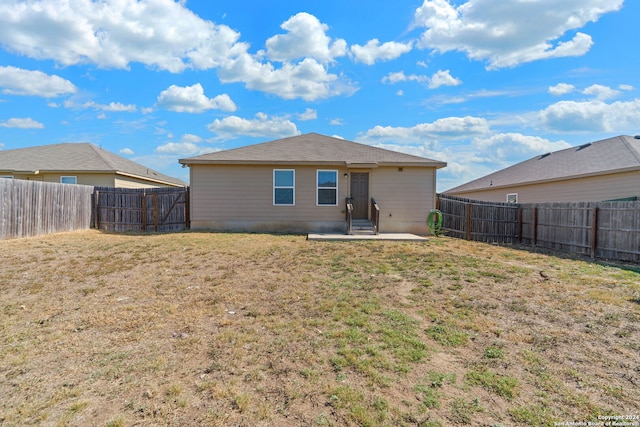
left=0, top=179, right=93, bottom=240
left=437, top=194, right=640, bottom=262
left=94, top=186, right=189, bottom=232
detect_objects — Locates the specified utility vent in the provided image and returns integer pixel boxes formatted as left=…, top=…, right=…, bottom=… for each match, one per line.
left=539, top=153, right=551, bottom=159
left=576, top=143, right=591, bottom=151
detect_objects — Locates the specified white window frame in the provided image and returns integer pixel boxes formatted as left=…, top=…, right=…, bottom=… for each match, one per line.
left=316, top=170, right=338, bottom=206
left=273, top=169, right=295, bottom=206
left=506, top=193, right=518, bottom=203
left=60, top=176, right=77, bottom=184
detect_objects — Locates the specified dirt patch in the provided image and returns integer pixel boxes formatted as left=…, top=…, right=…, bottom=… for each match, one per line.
left=0, top=231, right=638, bottom=426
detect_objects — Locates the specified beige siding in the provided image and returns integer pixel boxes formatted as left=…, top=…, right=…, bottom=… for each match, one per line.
left=1, top=172, right=179, bottom=188
left=190, top=164, right=350, bottom=232
left=190, top=164, right=438, bottom=234
left=371, top=166, right=436, bottom=234
left=14, top=173, right=116, bottom=186
left=113, top=175, right=180, bottom=189
left=450, top=171, right=640, bottom=203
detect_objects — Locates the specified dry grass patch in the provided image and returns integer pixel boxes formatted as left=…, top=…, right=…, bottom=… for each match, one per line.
left=0, top=230, right=638, bottom=426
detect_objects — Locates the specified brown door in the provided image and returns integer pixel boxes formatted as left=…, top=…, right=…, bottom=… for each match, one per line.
left=350, top=172, right=369, bottom=219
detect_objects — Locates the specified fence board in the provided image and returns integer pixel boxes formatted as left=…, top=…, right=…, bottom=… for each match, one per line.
left=0, top=179, right=93, bottom=240
left=94, top=186, right=189, bottom=232
left=438, top=194, right=640, bottom=263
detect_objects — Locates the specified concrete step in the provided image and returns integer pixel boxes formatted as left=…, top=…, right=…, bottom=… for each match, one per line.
left=350, top=220, right=377, bottom=235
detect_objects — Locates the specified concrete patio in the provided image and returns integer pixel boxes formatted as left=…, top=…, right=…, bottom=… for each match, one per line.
left=307, top=233, right=429, bottom=241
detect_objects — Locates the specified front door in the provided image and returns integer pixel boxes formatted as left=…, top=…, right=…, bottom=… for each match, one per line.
left=350, top=172, right=369, bottom=219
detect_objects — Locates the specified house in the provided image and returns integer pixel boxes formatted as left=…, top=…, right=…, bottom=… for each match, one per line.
left=445, top=135, right=640, bottom=203
left=0, top=143, right=186, bottom=188
left=179, top=133, right=447, bottom=234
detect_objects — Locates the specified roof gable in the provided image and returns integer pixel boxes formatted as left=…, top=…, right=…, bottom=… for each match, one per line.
left=447, top=135, right=640, bottom=193
left=180, top=133, right=446, bottom=168
left=0, top=143, right=186, bottom=186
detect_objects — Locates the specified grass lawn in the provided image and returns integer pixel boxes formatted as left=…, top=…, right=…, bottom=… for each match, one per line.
left=1, top=230, right=639, bottom=426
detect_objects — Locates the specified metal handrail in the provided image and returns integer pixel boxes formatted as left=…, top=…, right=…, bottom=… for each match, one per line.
left=346, top=197, right=354, bottom=235
left=371, top=198, right=380, bottom=234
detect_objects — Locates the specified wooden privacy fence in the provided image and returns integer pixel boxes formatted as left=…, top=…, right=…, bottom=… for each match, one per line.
left=0, top=179, right=93, bottom=240
left=437, top=194, right=640, bottom=262
left=94, top=186, right=189, bottom=232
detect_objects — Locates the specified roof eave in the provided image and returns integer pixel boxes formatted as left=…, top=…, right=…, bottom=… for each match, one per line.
left=180, top=159, right=447, bottom=168
left=115, top=171, right=186, bottom=187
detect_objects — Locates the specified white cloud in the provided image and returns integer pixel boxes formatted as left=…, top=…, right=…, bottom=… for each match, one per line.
left=155, top=142, right=201, bottom=155
left=350, top=39, right=413, bottom=65
left=582, top=84, right=620, bottom=101
left=330, top=118, right=344, bottom=126
left=366, top=131, right=570, bottom=191
left=549, top=83, right=576, bottom=96
left=474, top=133, right=571, bottom=160
left=0, top=4, right=357, bottom=101
left=360, top=116, right=490, bottom=142
left=619, top=84, right=634, bottom=91
left=413, top=0, right=623, bottom=69
left=217, top=12, right=357, bottom=101
left=119, top=148, right=134, bottom=155
left=157, top=83, right=236, bottom=113
left=297, top=108, right=317, bottom=121
left=155, top=134, right=211, bottom=156
left=207, top=113, right=300, bottom=139
left=382, top=71, right=429, bottom=85
left=0, top=0, right=246, bottom=73
left=265, top=12, right=346, bottom=64
left=0, top=66, right=77, bottom=97
left=428, top=69, right=462, bottom=89
left=0, top=117, right=45, bottom=129
left=539, top=99, right=640, bottom=133
left=65, top=100, right=137, bottom=112
left=218, top=55, right=356, bottom=101
left=180, top=134, right=204, bottom=144
left=382, top=69, right=461, bottom=88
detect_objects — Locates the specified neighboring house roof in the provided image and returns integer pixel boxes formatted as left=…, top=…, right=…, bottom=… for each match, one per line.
left=446, top=135, right=640, bottom=193
left=179, top=133, right=447, bottom=168
left=0, top=143, right=186, bottom=186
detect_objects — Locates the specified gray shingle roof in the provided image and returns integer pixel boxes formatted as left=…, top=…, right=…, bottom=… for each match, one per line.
left=0, top=143, right=186, bottom=186
left=179, top=133, right=447, bottom=168
left=446, top=135, right=640, bottom=193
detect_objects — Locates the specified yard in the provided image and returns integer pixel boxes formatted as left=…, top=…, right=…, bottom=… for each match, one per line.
left=1, top=231, right=639, bottom=426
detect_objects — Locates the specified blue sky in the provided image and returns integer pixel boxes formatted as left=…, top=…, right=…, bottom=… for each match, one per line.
left=0, top=0, right=638, bottom=191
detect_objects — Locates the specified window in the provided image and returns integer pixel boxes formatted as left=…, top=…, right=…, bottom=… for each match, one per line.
left=0, top=176, right=13, bottom=179
left=317, top=170, right=338, bottom=206
left=506, top=193, right=518, bottom=203
left=60, top=176, right=77, bottom=184
left=273, top=169, right=294, bottom=205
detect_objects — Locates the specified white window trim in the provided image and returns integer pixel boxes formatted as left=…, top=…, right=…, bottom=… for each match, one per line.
left=316, top=169, right=338, bottom=206
left=506, top=193, right=518, bottom=203
left=60, top=176, right=77, bottom=184
left=273, top=169, right=295, bottom=206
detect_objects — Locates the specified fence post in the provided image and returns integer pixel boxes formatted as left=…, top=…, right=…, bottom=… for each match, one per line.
left=94, top=189, right=100, bottom=230
left=517, top=207, right=523, bottom=244
left=141, top=192, right=147, bottom=232
left=591, top=207, right=598, bottom=259
left=465, top=202, right=472, bottom=240
left=532, top=207, right=538, bottom=246
left=153, top=193, right=159, bottom=232
left=185, top=187, right=190, bottom=230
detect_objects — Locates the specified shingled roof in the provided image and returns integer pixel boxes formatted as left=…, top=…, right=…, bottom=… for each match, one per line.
left=0, top=143, right=186, bottom=186
left=446, top=135, right=640, bottom=193
left=179, top=133, right=447, bottom=168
